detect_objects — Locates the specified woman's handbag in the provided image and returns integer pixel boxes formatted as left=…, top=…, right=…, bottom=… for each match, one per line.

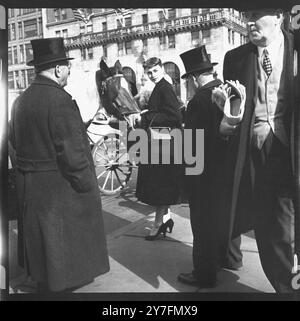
left=147, top=114, right=180, bottom=164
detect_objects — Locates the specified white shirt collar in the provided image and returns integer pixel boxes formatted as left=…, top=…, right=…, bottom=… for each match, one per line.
left=257, top=30, right=284, bottom=67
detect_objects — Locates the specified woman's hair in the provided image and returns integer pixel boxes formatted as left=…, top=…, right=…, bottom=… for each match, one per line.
left=143, top=57, right=162, bottom=70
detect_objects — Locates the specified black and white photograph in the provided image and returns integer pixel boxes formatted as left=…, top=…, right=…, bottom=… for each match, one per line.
left=1, top=0, right=300, bottom=304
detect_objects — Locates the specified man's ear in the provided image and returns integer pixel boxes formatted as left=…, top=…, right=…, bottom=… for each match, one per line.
left=54, top=65, right=60, bottom=78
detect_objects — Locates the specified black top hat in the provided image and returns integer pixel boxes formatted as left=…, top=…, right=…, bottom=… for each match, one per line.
left=180, top=46, right=218, bottom=79
left=27, top=37, right=73, bottom=67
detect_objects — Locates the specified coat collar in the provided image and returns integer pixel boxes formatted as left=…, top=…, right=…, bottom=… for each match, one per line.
left=198, top=79, right=222, bottom=92
left=32, top=74, right=69, bottom=93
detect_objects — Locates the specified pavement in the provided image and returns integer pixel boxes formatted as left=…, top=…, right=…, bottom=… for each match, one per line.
left=7, top=181, right=274, bottom=295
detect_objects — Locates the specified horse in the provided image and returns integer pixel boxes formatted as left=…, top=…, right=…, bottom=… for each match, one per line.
left=95, top=59, right=140, bottom=121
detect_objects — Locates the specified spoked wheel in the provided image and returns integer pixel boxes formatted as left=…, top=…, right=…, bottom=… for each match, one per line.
left=92, top=133, right=133, bottom=195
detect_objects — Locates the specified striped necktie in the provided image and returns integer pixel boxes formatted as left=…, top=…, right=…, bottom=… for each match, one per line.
left=262, top=49, right=272, bottom=77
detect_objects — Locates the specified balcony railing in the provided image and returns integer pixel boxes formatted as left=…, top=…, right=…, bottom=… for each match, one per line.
left=64, top=9, right=246, bottom=48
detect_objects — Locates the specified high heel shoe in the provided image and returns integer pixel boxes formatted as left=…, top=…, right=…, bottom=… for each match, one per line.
left=145, top=222, right=168, bottom=241
left=145, top=219, right=174, bottom=241
left=164, top=219, right=174, bottom=233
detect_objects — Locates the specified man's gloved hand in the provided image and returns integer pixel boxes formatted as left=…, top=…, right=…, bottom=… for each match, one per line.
left=212, top=80, right=246, bottom=125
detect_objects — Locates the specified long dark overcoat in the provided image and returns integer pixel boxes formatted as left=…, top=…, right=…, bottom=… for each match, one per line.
left=184, top=79, right=226, bottom=206
left=9, top=75, right=110, bottom=291
left=135, top=78, right=183, bottom=206
left=220, top=29, right=297, bottom=257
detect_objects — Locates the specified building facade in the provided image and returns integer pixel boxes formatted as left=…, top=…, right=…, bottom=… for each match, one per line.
left=44, top=8, right=247, bottom=103
left=8, top=8, right=43, bottom=92
left=8, top=8, right=247, bottom=116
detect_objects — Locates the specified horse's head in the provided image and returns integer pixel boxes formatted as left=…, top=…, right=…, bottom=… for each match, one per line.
left=96, top=59, right=140, bottom=119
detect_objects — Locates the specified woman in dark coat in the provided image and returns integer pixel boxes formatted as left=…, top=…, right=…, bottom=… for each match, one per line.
left=133, top=57, right=182, bottom=240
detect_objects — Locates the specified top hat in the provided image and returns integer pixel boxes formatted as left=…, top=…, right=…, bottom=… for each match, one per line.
left=27, top=37, right=73, bottom=67
left=180, top=46, right=218, bottom=79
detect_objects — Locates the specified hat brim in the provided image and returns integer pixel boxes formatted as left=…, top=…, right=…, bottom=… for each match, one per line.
left=27, top=57, right=74, bottom=67
left=181, top=62, right=218, bottom=79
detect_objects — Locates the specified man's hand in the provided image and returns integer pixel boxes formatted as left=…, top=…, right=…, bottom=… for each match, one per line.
left=219, top=116, right=239, bottom=137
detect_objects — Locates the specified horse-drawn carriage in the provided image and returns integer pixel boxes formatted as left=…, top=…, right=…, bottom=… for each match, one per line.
left=87, top=59, right=141, bottom=195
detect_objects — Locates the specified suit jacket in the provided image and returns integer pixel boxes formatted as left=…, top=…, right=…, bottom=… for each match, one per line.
left=222, top=29, right=297, bottom=245
left=9, top=75, right=109, bottom=291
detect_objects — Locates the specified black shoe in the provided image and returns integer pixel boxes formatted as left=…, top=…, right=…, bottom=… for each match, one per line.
left=145, top=219, right=174, bottom=241
left=177, top=272, right=217, bottom=288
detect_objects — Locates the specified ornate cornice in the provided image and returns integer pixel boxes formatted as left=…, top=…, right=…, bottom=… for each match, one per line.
left=64, top=9, right=247, bottom=50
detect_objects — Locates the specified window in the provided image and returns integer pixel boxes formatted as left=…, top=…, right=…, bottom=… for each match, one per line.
left=142, top=14, right=148, bottom=24
left=159, top=35, right=167, bottom=49
left=86, top=8, right=93, bottom=15
left=125, top=41, right=132, bottom=54
left=202, top=29, right=211, bottom=42
left=232, top=30, right=235, bottom=45
left=24, top=19, right=38, bottom=38
left=16, top=70, right=26, bottom=89
left=54, top=8, right=67, bottom=22
left=62, top=29, right=68, bottom=38
left=9, top=9, right=15, bottom=18
left=86, top=25, right=93, bottom=33
left=80, top=25, right=85, bottom=34
left=87, top=47, right=93, bottom=60
left=142, top=39, right=148, bottom=51
left=61, top=9, right=67, bottom=20
left=55, top=30, right=61, bottom=37
left=117, top=19, right=122, bottom=29
left=125, top=17, right=132, bottom=28
left=102, top=22, right=107, bottom=32
left=19, top=45, right=25, bottom=63
left=163, top=62, right=181, bottom=97
left=103, top=44, right=107, bottom=58
left=16, top=9, right=21, bottom=16
left=10, top=24, right=16, bottom=41
left=8, top=48, right=12, bottom=65
left=158, top=10, right=165, bottom=22
left=168, top=9, right=176, bottom=20
left=25, top=43, right=33, bottom=62
left=27, top=68, right=36, bottom=85
left=8, top=71, right=14, bottom=89
left=118, top=42, right=124, bottom=56
left=202, top=8, right=210, bottom=15
left=18, top=22, right=23, bottom=39
left=191, top=8, right=199, bottom=15
left=191, top=30, right=200, bottom=46
left=38, top=18, right=43, bottom=36
left=13, top=47, right=18, bottom=64
left=168, top=34, right=175, bottom=48
left=81, top=48, right=86, bottom=60
left=23, top=8, right=36, bottom=15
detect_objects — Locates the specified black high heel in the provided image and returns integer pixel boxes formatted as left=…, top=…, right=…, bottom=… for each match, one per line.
left=145, top=219, right=174, bottom=241
left=164, top=219, right=174, bottom=233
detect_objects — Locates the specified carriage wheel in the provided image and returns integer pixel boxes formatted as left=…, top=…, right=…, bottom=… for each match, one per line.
left=92, top=133, right=133, bottom=195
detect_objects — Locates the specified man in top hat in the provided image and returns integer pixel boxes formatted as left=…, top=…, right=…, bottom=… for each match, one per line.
left=9, top=38, right=110, bottom=293
left=221, top=7, right=297, bottom=292
left=177, top=46, right=227, bottom=288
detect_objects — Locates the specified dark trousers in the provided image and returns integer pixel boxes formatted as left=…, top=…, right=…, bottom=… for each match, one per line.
left=189, top=191, right=218, bottom=283
left=251, top=132, right=295, bottom=293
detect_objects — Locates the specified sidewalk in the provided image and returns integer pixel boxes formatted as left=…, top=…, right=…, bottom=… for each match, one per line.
left=76, top=203, right=274, bottom=294
left=8, top=200, right=274, bottom=294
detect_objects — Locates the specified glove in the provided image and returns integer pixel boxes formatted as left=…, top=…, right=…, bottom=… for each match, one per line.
left=212, top=80, right=246, bottom=125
